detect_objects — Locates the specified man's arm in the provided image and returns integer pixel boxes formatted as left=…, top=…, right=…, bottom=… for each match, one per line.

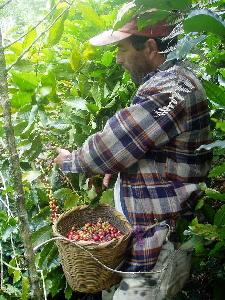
left=57, top=96, right=186, bottom=175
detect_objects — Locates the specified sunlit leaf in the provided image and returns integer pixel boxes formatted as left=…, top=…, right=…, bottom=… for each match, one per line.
left=11, top=91, right=32, bottom=108
left=70, top=47, right=82, bottom=71
left=101, top=51, right=114, bottom=67
left=48, top=10, right=69, bottom=46
left=23, top=29, right=37, bottom=49
left=22, top=170, right=41, bottom=183
left=21, top=277, right=30, bottom=300
left=205, top=188, right=225, bottom=202
left=11, top=71, right=38, bottom=91
left=203, top=80, right=225, bottom=106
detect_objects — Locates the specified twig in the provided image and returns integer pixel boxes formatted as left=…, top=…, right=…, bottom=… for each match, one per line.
left=39, top=269, right=47, bottom=300
left=0, top=0, right=13, bottom=10
left=0, top=245, right=3, bottom=289
left=1, top=0, right=63, bottom=50
left=0, top=171, right=14, bottom=217
left=6, top=0, right=75, bottom=72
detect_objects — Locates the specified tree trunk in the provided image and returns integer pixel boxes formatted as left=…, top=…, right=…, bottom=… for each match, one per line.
left=0, top=28, right=44, bottom=300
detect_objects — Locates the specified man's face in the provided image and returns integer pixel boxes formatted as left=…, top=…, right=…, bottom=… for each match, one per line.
left=116, top=38, right=154, bottom=85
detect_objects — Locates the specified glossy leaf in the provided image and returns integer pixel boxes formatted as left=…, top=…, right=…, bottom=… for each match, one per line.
left=203, top=80, right=225, bottom=106
left=205, top=188, right=225, bottom=202
left=11, top=92, right=32, bottom=108
left=48, top=10, right=69, bottom=46
left=183, top=9, right=225, bottom=39
left=22, top=170, right=41, bottom=183
left=31, top=225, right=52, bottom=248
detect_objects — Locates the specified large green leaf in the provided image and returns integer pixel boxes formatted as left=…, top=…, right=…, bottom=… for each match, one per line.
left=77, top=3, right=105, bottom=28
left=203, top=80, right=225, bottom=106
left=22, top=170, right=41, bottom=183
left=21, top=277, right=30, bottom=300
left=167, top=34, right=205, bottom=61
left=214, top=205, right=225, bottom=226
left=32, top=225, right=52, bottom=248
left=11, top=71, right=38, bottom=91
left=11, top=91, right=32, bottom=108
left=183, top=9, right=225, bottom=39
left=53, top=188, right=80, bottom=209
left=48, top=9, right=69, bottom=46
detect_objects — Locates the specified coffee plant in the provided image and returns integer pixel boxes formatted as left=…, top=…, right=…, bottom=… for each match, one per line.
left=0, top=0, right=224, bottom=299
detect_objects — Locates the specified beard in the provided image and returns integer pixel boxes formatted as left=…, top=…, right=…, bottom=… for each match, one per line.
left=128, top=62, right=153, bottom=85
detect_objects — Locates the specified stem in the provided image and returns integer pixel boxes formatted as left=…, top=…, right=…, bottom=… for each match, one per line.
left=0, top=0, right=13, bottom=10
left=0, top=27, right=44, bottom=300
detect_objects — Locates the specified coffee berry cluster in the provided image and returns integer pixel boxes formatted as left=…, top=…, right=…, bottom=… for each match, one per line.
left=66, top=218, right=123, bottom=242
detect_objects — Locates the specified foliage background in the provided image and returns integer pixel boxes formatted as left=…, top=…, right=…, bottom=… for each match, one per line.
left=0, top=0, right=225, bottom=299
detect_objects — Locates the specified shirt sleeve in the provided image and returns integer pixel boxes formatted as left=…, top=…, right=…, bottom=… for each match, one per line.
left=61, top=95, right=186, bottom=174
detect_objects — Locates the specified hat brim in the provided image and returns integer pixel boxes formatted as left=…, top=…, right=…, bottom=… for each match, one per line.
left=89, top=30, right=131, bottom=46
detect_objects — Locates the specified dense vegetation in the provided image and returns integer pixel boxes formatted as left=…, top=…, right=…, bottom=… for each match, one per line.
left=0, top=0, right=225, bottom=299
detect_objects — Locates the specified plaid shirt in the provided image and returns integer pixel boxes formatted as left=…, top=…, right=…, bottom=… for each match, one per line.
left=62, top=60, right=212, bottom=272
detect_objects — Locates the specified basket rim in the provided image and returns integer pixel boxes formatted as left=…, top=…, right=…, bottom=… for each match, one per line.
left=52, top=203, right=133, bottom=248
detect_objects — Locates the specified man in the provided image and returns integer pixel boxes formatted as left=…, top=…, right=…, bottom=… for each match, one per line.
left=55, top=16, right=212, bottom=299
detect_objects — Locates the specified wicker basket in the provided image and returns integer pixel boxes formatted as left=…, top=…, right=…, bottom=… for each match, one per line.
left=52, top=204, right=132, bottom=293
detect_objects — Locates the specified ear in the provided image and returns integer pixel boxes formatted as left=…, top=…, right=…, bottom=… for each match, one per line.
left=145, top=39, right=159, bottom=59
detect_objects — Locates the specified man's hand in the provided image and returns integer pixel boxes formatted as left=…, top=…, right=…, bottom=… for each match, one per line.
left=54, top=148, right=71, bottom=165
left=103, top=174, right=112, bottom=187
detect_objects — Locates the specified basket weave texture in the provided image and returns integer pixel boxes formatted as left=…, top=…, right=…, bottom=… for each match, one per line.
left=52, top=204, right=132, bottom=293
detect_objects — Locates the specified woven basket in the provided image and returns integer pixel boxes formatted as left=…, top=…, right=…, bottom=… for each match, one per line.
left=52, top=204, right=132, bottom=293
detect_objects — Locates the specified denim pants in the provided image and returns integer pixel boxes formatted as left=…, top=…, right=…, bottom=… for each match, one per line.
left=102, top=241, right=192, bottom=300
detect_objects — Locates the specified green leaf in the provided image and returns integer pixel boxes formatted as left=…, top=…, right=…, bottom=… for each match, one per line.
left=70, top=46, right=82, bottom=71
left=77, top=3, right=105, bottom=28
left=13, top=269, right=21, bottom=284
left=48, top=10, right=69, bottom=46
left=22, top=170, right=41, bottom=183
left=100, top=189, right=114, bottom=205
left=203, top=80, right=225, bottom=106
left=65, top=98, right=87, bottom=110
left=205, top=188, right=225, bottom=202
left=22, top=105, right=38, bottom=134
left=11, top=71, right=38, bottom=91
left=11, top=92, right=32, bottom=108
left=2, top=284, right=21, bottom=297
left=214, top=205, right=225, bottom=226
left=23, top=29, right=37, bottom=49
left=53, top=188, right=80, bottom=209
left=167, top=34, right=206, bottom=61
left=183, top=9, right=225, bottom=39
left=32, top=225, right=52, bottom=248
left=64, top=284, right=73, bottom=300
left=101, top=51, right=114, bottom=67
left=38, top=241, right=55, bottom=268
left=21, top=276, right=30, bottom=300
left=209, top=162, right=225, bottom=177
left=209, top=241, right=225, bottom=257
left=0, top=211, right=8, bottom=221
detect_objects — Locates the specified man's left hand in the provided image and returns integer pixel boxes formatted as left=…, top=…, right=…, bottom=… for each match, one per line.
left=54, top=148, right=71, bottom=165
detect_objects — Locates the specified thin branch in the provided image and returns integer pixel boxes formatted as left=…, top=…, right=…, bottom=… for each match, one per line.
left=6, top=0, right=74, bottom=72
left=0, top=170, right=14, bottom=217
left=0, top=195, right=13, bottom=216
left=1, top=0, right=63, bottom=50
left=0, top=245, right=3, bottom=289
left=0, top=0, right=13, bottom=10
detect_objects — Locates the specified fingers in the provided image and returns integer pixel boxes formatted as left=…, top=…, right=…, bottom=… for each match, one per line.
left=103, top=174, right=112, bottom=187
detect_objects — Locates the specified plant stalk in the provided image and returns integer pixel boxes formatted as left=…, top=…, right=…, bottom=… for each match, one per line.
left=0, top=27, right=44, bottom=300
